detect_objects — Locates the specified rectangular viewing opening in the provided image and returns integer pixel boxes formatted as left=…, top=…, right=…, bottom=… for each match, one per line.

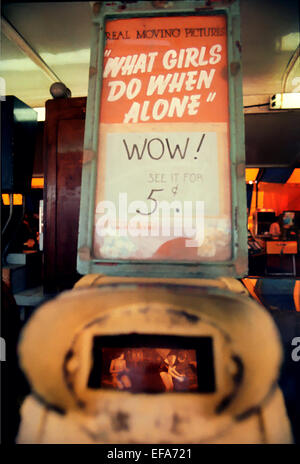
left=88, top=334, right=215, bottom=393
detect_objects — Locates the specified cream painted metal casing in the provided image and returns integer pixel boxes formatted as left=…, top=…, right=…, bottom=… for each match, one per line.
left=17, top=276, right=293, bottom=444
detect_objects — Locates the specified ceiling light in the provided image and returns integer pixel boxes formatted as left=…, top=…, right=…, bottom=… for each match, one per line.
left=33, top=107, right=45, bottom=121
left=270, top=93, right=300, bottom=110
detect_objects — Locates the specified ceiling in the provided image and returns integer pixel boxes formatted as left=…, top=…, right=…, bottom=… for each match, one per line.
left=1, top=0, right=299, bottom=109
left=1, top=1, right=92, bottom=107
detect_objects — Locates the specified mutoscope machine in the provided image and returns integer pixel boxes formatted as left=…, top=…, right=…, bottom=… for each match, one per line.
left=17, top=1, right=293, bottom=444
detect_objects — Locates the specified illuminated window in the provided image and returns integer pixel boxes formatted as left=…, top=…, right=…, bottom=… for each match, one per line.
left=2, top=193, right=23, bottom=205
left=31, top=177, right=44, bottom=189
left=245, top=168, right=259, bottom=183
left=287, top=169, right=300, bottom=184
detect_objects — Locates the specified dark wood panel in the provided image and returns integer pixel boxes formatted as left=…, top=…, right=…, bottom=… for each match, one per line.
left=43, top=97, right=86, bottom=292
left=245, top=111, right=300, bottom=167
left=56, top=118, right=84, bottom=286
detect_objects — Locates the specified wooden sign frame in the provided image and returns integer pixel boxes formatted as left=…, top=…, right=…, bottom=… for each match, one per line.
left=77, top=0, right=247, bottom=278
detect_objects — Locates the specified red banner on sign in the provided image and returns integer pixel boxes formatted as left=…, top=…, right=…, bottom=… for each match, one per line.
left=100, top=15, right=229, bottom=125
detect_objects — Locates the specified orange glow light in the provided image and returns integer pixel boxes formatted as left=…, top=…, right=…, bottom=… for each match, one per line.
left=245, top=168, right=259, bottom=183
left=287, top=168, right=300, bottom=184
left=2, top=194, right=23, bottom=205
left=31, top=177, right=44, bottom=189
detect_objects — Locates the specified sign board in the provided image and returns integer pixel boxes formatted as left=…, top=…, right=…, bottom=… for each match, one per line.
left=78, top=0, right=247, bottom=278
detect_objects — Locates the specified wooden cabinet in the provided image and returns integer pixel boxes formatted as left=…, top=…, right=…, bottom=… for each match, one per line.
left=43, top=97, right=86, bottom=292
